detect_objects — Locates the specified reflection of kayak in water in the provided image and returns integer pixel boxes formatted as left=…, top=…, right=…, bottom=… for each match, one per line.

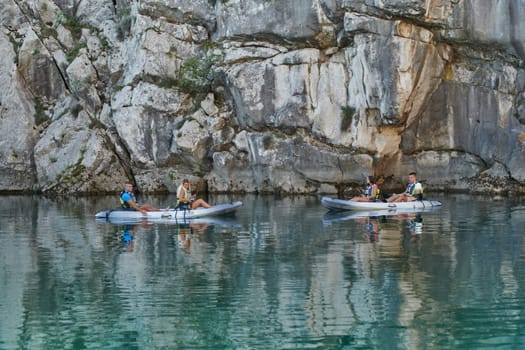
left=322, top=206, right=437, bottom=226
left=321, top=197, right=442, bottom=211
left=97, top=215, right=241, bottom=227
left=511, top=206, right=525, bottom=223
left=95, top=201, right=243, bottom=222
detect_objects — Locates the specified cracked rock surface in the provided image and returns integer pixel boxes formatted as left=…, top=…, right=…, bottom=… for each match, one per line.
left=1, top=0, right=524, bottom=194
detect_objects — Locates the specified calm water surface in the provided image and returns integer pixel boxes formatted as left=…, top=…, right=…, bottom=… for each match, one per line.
left=1, top=194, right=525, bottom=349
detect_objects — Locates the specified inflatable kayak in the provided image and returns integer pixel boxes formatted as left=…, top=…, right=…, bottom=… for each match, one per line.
left=95, top=201, right=243, bottom=221
left=321, top=197, right=442, bottom=211
left=322, top=206, right=439, bottom=226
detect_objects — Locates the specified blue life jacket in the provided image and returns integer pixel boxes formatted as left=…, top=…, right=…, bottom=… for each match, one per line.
left=121, top=229, right=133, bottom=244
left=120, top=190, right=135, bottom=209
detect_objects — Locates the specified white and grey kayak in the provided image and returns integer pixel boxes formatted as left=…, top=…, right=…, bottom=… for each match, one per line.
left=95, top=201, right=243, bottom=221
left=322, top=206, right=439, bottom=226
left=321, top=197, right=442, bottom=211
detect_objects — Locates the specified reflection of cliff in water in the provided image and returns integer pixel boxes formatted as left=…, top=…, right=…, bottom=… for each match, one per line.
left=1, top=195, right=525, bottom=348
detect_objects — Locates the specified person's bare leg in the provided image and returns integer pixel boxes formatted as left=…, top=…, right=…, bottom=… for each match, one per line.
left=393, top=196, right=407, bottom=202
left=387, top=194, right=399, bottom=202
left=190, top=199, right=211, bottom=209
left=140, top=204, right=158, bottom=211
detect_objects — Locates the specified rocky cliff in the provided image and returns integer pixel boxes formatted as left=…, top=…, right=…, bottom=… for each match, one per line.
left=1, top=0, right=524, bottom=194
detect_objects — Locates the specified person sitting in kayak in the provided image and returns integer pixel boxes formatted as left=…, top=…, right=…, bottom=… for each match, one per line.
left=120, top=182, right=158, bottom=214
left=177, top=179, right=211, bottom=210
left=351, top=176, right=380, bottom=202
left=386, top=172, right=423, bottom=202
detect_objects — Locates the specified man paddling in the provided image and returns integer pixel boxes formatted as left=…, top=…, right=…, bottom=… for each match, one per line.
left=120, top=182, right=158, bottom=215
left=386, top=172, right=423, bottom=202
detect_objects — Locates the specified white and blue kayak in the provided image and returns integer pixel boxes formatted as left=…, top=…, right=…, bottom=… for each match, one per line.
left=95, top=201, right=243, bottom=221
left=321, top=197, right=442, bottom=211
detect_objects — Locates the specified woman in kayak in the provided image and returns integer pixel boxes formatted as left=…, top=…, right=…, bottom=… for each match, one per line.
left=351, top=176, right=380, bottom=202
left=177, top=179, right=211, bottom=210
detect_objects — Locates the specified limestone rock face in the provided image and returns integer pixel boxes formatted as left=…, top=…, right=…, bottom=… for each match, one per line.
left=0, top=30, right=37, bottom=191
left=215, top=0, right=337, bottom=47
left=17, top=28, right=66, bottom=101
left=1, top=0, right=525, bottom=194
left=34, top=98, right=128, bottom=193
left=140, top=0, right=216, bottom=30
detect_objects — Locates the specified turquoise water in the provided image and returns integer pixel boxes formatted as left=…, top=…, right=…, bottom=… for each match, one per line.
left=1, top=194, right=525, bottom=349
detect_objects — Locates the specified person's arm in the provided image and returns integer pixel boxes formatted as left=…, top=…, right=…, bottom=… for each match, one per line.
left=127, top=198, right=146, bottom=214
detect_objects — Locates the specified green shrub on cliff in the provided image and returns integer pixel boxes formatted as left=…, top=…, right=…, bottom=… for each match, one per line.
left=176, top=51, right=221, bottom=96
left=34, top=98, right=49, bottom=125
left=62, top=15, right=83, bottom=41
left=340, top=106, right=355, bottom=130
left=66, top=41, right=87, bottom=62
